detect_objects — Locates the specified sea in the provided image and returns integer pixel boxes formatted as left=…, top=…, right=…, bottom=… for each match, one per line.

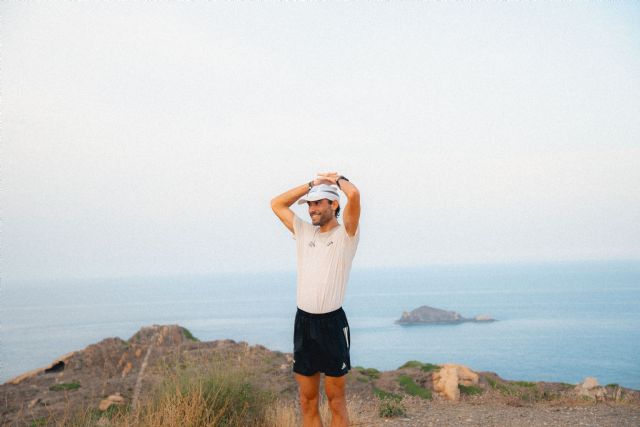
left=2, top=260, right=639, bottom=389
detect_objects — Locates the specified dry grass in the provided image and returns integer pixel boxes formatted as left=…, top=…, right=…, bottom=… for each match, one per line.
left=32, top=355, right=372, bottom=427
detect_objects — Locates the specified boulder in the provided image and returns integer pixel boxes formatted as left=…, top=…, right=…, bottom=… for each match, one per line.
left=456, top=365, right=479, bottom=386
left=99, top=393, right=125, bottom=411
left=432, top=364, right=479, bottom=401
left=575, top=377, right=606, bottom=400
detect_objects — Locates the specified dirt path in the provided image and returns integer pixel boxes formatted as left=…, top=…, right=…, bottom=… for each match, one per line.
left=354, top=398, right=640, bottom=427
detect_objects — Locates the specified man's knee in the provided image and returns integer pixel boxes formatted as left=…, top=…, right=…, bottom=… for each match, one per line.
left=299, top=391, right=319, bottom=414
left=324, top=375, right=347, bottom=412
left=296, top=373, right=321, bottom=415
left=327, top=392, right=346, bottom=412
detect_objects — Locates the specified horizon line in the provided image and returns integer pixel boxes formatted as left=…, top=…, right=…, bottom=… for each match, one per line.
left=5, top=257, right=640, bottom=283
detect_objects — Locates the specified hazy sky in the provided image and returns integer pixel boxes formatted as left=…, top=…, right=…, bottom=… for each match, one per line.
left=3, top=2, right=639, bottom=280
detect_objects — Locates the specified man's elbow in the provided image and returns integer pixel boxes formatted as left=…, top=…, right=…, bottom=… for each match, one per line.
left=270, top=198, right=283, bottom=213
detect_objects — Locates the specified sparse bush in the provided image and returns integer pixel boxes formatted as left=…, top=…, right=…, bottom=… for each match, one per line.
left=486, top=377, right=515, bottom=395
left=398, top=375, right=431, bottom=399
left=459, top=384, right=482, bottom=396
left=398, top=360, right=440, bottom=372
left=486, top=377, right=559, bottom=401
left=373, top=387, right=402, bottom=401
left=378, top=396, right=406, bottom=418
left=49, top=382, right=80, bottom=391
left=398, top=360, right=423, bottom=369
left=513, top=381, right=535, bottom=387
left=420, top=363, right=440, bottom=373
left=356, top=366, right=381, bottom=380
left=29, top=418, right=48, bottom=427
left=181, top=327, right=199, bottom=342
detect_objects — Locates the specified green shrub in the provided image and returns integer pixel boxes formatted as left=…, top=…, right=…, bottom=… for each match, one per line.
left=513, top=381, right=536, bottom=388
left=398, top=360, right=440, bottom=373
left=181, top=327, right=199, bottom=342
left=49, top=382, right=81, bottom=391
left=378, top=397, right=406, bottom=418
left=373, top=387, right=402, bottom=402
left=29, top=418, right=47, bottom=427
left=420, top=363, right=441, bottom=373
left=398, top=360, right=423, bottom=369
left=486, top=377, right=518, bottom=396
left=356, top=367, right=381, bottom=380
left=397, top=375, right=431, bottom=399
left=458, top=384, right=482, bottom=396
left=486, top=377, right=555, bottom=401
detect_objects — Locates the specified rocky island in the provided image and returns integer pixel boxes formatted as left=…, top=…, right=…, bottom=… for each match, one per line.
left=397, top=305, right=496, bottom=325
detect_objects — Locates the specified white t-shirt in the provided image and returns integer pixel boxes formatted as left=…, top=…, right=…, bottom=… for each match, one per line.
left=293, top=215, right=360, bottom=314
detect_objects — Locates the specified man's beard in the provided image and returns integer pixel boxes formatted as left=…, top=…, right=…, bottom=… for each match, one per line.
left=311, top=213, right=329, bottom=226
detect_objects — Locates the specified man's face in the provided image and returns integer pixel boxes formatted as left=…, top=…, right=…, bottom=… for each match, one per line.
left=307, top=199, right=336, bottom=226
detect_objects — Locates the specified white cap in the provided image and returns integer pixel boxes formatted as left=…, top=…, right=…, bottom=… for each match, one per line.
left=297, top=184, right=340, bottom=205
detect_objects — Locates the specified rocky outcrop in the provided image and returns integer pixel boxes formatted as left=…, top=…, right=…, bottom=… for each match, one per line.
left=397, top=305, right=495, bottom=325
left=6, top=351, right=77, bottom=385
left=432, top=364, right=480, bottom=401
left=0, top=324, right=295, bottom=427
left=575, top=377, right=606, bottom=401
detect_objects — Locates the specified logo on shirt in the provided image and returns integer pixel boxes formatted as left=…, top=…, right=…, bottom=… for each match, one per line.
left=308, top=240, right=334, bottom=247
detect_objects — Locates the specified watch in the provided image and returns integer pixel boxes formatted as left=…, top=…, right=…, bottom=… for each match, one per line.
left=336, top=175, right=349, bottom=189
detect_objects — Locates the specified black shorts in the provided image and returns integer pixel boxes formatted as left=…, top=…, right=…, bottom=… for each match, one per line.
left=293, top=307, right=351, bottom=377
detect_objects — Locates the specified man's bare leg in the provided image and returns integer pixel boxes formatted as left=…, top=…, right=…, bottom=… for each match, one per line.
left=295, top=372, right=323, bottom=427
left=324, top=374, right=349, bottom=427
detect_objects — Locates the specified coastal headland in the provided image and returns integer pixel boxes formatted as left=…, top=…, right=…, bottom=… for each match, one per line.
left=2, top=325, right=638, bottom=426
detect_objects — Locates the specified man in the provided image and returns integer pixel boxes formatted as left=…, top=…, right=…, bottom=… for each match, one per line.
left=271, top=171, right=361, bottom=427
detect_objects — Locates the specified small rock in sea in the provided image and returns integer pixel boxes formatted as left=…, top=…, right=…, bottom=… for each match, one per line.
left=397, top=305, right=495, bottom=325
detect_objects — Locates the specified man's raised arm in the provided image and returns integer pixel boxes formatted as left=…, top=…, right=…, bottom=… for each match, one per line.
left=270, top=181, right=313, bottom=233
left=336, top=177, right=360, bottom=238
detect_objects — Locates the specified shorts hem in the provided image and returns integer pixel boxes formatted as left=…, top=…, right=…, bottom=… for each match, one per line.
left=324, top=369, right=350, bottom=377
left=293, top=367, right=350, bottom=377
left=292, top=367, right=319, bottom=376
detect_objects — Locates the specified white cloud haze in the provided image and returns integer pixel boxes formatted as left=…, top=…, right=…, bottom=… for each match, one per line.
left=3, top=2, right=639, bottom=280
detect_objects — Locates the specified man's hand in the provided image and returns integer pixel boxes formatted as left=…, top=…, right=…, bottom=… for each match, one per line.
left=314, top=171, right=340, bottom=186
